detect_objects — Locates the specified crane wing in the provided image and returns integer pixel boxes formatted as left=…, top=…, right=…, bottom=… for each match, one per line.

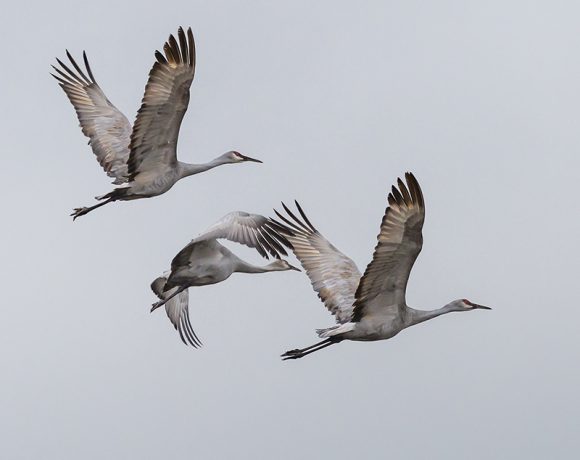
left=188, top=211, right=291, bottom=260
left=151, top=275, right=201, bottom=348
left=271, top=202, right=361, bottom=324
left=127, top=27, right=196, bottom=181
left=351, top=173, right=425, bottom=322
left=52, top=51, right=131, bottom=184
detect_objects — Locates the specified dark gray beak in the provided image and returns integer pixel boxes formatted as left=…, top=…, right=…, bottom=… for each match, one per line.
left=473, top=303, right=492, bottom=310
left=240, top=153, right=263, bottom=163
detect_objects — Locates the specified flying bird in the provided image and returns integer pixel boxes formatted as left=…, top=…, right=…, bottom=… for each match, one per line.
left=151, top=211, right=300, bottom=346
left=272, top=173, right=491, bottom=360
left=52, top=27, right=261, bottom=220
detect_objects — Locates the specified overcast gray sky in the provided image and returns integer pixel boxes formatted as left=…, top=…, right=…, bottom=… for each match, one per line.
left=1, top=1, right=579, bottom=458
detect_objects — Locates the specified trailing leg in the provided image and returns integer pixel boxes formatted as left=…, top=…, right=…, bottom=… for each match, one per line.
left=71, top=187, right=130, bottom=220
left=71, top=198, right=114, bottom=220
left=151, top=285, right=187, bottom=312
left=281, top=338, right=339, bottom=360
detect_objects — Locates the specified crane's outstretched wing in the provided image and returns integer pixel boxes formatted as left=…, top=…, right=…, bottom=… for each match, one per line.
left=187, top=211, right=291, bottom=260
left=352, top=173, right=425, bottom=322
left=271, top=202, right=361, bottom=324
left=151, top=274, right=201, bottom=348
left=127, top=27, right=196, bottom=180
left=52, top=51, right=131, bottom=184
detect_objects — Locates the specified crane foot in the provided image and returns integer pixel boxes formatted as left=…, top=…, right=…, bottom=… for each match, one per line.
left=71, top=207, right=90, bottom=220
left=281, top=349, right=301, bottom=357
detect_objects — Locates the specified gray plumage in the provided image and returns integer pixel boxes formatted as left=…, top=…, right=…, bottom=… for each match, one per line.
left=52, top=50, right=131, bottom=184
left=272, top=173, right=491, bottom=360
left=151, top=212, right=300, bottom=347
left=52, top=27, right=262, bottom=220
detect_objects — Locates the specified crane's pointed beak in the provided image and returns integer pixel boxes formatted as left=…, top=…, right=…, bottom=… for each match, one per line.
left=240, top=154, right=263, bottom=163
left=473, top=303, right=492, bottom=310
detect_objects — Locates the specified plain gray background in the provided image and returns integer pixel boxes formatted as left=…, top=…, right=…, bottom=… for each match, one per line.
left=1, top=1, right=579, bottom=458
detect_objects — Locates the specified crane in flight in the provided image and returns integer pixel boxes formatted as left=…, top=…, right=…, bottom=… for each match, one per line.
left=52, top=27, right=261, bottom=220
left=150, top=211, right=300, bottom=347
left=272, top=173, right=491, bottom=360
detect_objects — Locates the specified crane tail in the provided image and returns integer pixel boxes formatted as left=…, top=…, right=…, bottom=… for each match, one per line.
left=316, top=323, right=355, bottom=338
left=95, top=187, right=130, bottom=201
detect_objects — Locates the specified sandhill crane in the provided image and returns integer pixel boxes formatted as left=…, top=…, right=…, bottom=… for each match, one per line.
left=52, top=27, right=261, bottom=220
left=271, top=173, right=491, bottom=360
left=151, top=211, right=300, bottom=346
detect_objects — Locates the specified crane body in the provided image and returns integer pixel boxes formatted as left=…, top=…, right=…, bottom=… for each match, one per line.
left=271, top=173, right=491, bottom=360
left=52, top=27, right=261, bottom=220
left=150, top=212, right=300, bottom=347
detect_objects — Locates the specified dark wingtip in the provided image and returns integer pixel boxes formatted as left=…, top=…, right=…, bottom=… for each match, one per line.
left=155, top=49, right=168, bottom=64
left=391, top=184, right=403, bottom=205
left=273, top=205, right=307, bottom=234
left=50, top=72, right=65, bottom=85
left=404, top=171, right=424, bottom=207
left=82, top=51, right=97, bottom=83
left=294, top=200, right=317, bottom=233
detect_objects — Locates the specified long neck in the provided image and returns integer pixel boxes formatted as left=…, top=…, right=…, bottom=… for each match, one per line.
left=405, top=304, right=456, bottom=327
left=178, top=156, right=231, bottom=178
left=234, top=260, right=280, bottom=274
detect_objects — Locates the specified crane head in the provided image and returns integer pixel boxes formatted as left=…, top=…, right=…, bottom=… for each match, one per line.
left=459, top=298, right=491, bottom=310
left=225, top=150, right=263, bottom=164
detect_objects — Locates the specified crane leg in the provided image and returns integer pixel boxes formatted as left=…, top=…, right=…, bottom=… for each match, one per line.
left=151, top=286, right=187, bottom=312
left=71, top=198, right=113, bottom=220
left=281, top=338, right=338, bottom=360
